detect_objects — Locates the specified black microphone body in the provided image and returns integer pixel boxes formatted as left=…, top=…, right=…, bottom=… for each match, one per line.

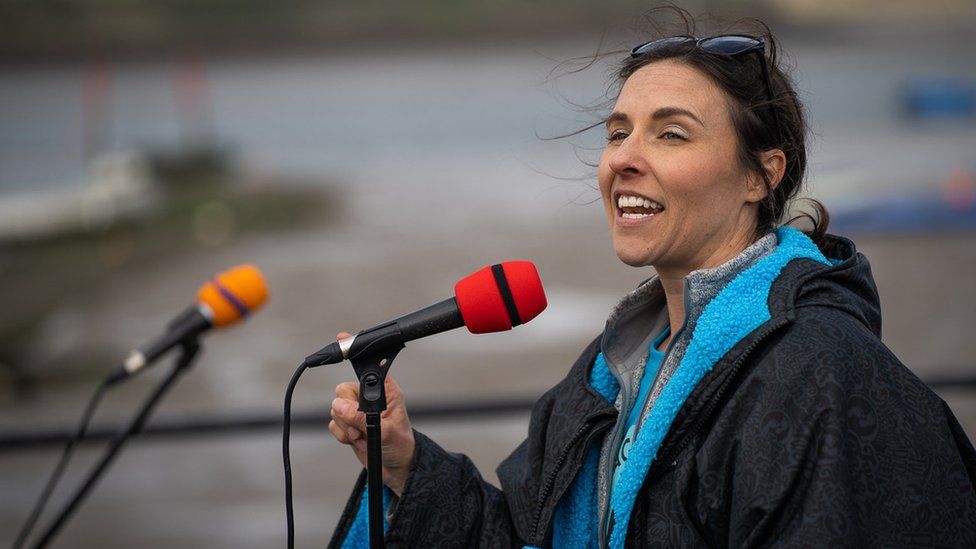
left=145, top=306, right=212, bottom=360
left=395, top=297, right=464, bottom=341
left=106, top=306, right=212, bottom=385
left=303, top=297, right=463, bottom=367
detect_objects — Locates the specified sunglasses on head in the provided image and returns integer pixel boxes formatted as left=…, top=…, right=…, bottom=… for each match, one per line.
left=630, top=35, right=782, bottom=141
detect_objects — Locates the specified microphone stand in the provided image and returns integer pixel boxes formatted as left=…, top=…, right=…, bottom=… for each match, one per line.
left=29, top=340, right=202, bottom=549
left=346, top=324, right=405, bottom=549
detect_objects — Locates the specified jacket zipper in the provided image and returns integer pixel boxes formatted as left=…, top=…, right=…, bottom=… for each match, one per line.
left=595, top=320, right=634, bottom=548
left=649, top=319, right=788, bottom=478
left=530, top=416, right=612, bottom=544
left=596, top=362, right=634, bottom=547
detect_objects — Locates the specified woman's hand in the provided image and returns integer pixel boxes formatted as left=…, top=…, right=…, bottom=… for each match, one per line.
left=328, top=333, right=416, bottom=497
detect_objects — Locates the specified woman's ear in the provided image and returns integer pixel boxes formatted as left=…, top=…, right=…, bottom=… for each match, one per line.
left=747, top=149, right=787, bottom=202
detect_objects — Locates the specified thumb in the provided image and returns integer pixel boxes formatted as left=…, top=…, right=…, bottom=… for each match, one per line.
left=382, top=376, right=409, bottom=420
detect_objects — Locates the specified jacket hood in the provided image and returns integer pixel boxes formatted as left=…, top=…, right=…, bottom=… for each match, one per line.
left=793, top=233, right=883, bottom=338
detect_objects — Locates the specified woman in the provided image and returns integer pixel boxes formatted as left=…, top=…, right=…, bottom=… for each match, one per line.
left=326, top=13, right=976, bottom=548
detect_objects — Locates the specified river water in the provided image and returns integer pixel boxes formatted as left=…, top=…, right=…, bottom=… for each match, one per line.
left=2, top=30, right=976, bottom=547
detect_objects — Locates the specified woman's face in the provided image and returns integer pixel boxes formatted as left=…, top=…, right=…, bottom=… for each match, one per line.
left=599, top=60, right=764, bottom=273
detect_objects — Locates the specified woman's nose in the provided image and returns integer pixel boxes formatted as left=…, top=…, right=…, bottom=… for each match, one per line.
left=607, top=135, right=646, bottom=177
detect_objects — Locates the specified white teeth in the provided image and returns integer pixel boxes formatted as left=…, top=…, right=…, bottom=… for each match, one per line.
left=616, top=194, right=663, bottom=211
left=617, top=195, right=639, bottom=208
left=622, top=212, right=654, bottom=219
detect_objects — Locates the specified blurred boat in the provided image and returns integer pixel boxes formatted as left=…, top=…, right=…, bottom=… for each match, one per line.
left=0, top=151, right=157, bottom=244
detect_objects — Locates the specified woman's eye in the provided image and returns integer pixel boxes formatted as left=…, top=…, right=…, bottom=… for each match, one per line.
left=606, top=129, right=628, bottom=142
left=661, top=130, right=687, bottom=141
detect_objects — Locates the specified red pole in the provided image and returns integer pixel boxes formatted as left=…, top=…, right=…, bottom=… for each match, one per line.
left=82, top=57, right=112, bottom=161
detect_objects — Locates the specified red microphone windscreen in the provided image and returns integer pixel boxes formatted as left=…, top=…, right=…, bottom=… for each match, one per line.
left=453, top=261, right=547, bottom=334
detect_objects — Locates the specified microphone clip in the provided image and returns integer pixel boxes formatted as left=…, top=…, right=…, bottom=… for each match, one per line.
left=347, top=322, right=405, bottom=414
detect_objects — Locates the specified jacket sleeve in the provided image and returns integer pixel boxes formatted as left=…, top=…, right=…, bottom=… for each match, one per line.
left=328, top=430, right=523, bottom=548
left=715, top=311, right=976, bottom=548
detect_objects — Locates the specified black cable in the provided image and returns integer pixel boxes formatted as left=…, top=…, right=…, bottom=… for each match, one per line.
left=11, top=378, right=111, bottom=549
left=29, top=342, right=198, bottom=549
left=283, top=362, right=308, bottom=549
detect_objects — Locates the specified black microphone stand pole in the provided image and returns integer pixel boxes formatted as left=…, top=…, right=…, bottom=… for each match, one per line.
left=30, top=340, right=202, bottom=549
left=346, top=323, right=405, bottom=549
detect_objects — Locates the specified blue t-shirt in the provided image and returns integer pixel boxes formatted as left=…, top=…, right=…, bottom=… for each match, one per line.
left=611, top=326, right=670, bottom=491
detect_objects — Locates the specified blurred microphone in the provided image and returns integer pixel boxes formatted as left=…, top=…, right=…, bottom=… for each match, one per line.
left=303, top=261, right=547, bottom=367
left=107, top=264, right=269, bottom=385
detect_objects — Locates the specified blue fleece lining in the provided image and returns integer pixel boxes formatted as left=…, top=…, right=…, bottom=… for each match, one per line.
left=340, top=482, right=392, bottom=548
left=606, top=227, right=828, bottom=548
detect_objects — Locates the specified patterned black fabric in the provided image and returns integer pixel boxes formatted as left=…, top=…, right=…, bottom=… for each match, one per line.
left=328, top=234, right=976, bottom=548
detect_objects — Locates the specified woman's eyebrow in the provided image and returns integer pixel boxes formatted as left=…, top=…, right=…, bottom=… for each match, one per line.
left=605, top=112, right=628, bottom=127
left=652, top=106, right=705, bottom=127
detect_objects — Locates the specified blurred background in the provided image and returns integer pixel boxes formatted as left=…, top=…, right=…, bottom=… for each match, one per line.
left=2, top=0, right=975, bottom=547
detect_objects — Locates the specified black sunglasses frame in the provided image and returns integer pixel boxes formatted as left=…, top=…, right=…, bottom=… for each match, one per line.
left=630, top=35, right=783, bottom=143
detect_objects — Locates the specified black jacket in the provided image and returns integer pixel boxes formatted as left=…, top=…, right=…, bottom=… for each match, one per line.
left=330, top=235, right=976, bottom=548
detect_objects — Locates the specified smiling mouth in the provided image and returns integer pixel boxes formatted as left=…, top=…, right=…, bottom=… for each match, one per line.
left=616, top=193, right=665, bottom=220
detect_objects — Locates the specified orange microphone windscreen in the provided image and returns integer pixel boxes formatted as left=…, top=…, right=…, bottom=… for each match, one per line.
left=196, top=264, right=269, bottom=327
